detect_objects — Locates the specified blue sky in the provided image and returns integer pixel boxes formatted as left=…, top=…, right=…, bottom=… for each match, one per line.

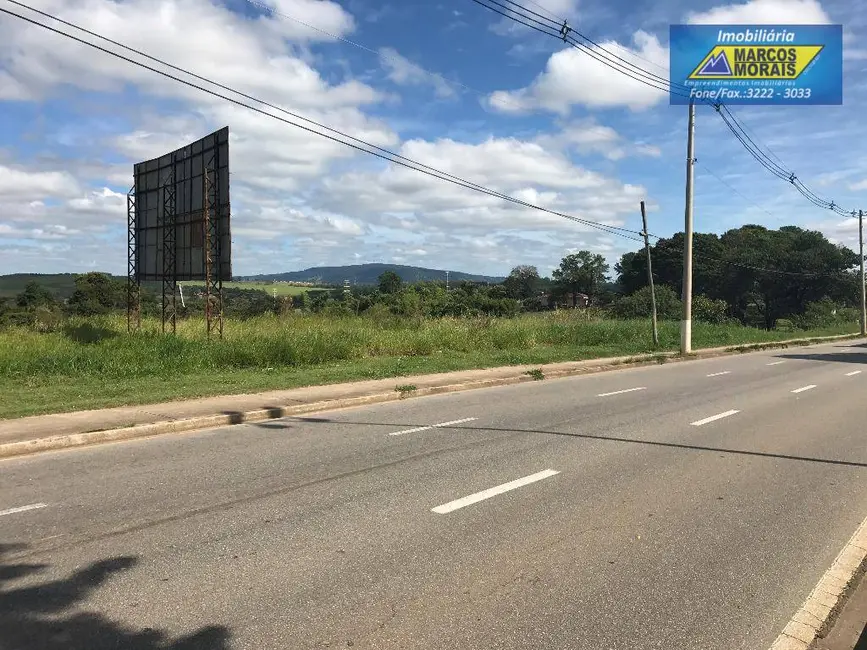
left=0, top=0, right=866, bottom=278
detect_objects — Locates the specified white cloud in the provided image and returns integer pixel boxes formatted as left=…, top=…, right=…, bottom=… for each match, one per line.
left=0, top=0, right=668, bottom=276
left=685, top=0, right=831, bottom=24
left=487, top=0, right=839, bottom=114
left=378, top=47, right=455, bottom=98
left=0, top=165, right=79, bottom=199
left=536, top=119, right=663, bottom=161
left=0, top=0, right=378, bottom=109
left=487, top=30, right=669, bottom=114
left=248, top=0, right=356, bottom=42
left=317, top=136, right=645, bottom=237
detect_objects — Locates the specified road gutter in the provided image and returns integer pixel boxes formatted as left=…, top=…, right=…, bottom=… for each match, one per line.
left=768, top=516, right=867, bottom=650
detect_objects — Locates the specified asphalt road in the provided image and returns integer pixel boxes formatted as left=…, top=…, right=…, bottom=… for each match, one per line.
left=3, top=341, right=867, bottom=650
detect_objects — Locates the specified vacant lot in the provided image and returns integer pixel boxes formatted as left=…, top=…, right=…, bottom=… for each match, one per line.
left=180, top=281, right=326, bottom=296
left=0, top=312, right=857, bottom=419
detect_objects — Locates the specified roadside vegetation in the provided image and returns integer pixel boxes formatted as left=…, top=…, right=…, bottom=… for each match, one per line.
left=0, top=224, right=861, bottom=419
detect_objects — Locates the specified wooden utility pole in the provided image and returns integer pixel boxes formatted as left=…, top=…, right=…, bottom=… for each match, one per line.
left=640, top=200, right=659, bottom=347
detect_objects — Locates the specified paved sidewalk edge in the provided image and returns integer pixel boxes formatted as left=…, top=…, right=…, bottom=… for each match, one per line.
left=0, top=332, right=859, bottom=460
left=768, top=514, right=867, bottom=650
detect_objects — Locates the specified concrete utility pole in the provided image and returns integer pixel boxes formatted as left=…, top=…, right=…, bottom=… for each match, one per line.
left=860, top=209, right=866, bottom=336
left=640, top=200, right=659, bottom=347
left=681, top=99, right=696, bottom=355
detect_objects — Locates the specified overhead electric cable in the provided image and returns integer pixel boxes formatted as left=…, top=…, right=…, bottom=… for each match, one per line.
left=0, top=0, right=644, bottom=242
left=0, top=1, right=846, bottom=279
left=468, top=0, right=859, bottom=218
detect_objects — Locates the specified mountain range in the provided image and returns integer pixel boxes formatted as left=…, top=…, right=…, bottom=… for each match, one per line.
left=235, top=264, right=505, bottom=286
left=0, top=264, right=505, bottom=297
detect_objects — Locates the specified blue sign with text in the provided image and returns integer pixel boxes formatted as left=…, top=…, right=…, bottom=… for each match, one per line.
left=669, top=24, right=843, bottom=105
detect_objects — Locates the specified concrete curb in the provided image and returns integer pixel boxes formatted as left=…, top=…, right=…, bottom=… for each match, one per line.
left=768, top=516, right=867, bottom=650
left=0, top=332, right=860, bottom=461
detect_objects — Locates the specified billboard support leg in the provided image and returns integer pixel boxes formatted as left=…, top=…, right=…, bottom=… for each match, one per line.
left=204, top=156, right=224, bottom=339
left=161, top=157, right=178, bottom=335
left=127, top=185, right=140, bottom=334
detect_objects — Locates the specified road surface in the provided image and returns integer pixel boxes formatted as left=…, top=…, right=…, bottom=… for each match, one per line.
left=2, top=341, right=867, bottom=649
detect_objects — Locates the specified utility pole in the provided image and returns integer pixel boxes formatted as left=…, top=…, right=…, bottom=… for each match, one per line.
left=681, top=98, right=696, bottom=355
left=640, top=200, right=659, bottom=347
left=860, top=209, right=866, bottom=336
left=446, top=270, right=450, bottom=291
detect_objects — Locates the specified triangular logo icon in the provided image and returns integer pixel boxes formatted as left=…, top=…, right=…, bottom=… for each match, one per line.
left=697, top=51, right=732, bottom=76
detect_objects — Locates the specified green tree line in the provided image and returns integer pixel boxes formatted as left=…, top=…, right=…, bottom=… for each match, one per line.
left=0, top=224, right=860, bottom=332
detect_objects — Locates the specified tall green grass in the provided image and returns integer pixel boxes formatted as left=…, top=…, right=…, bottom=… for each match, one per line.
left=0, top=312, right=857, bottom=418
left=1, top=312, right=858, bottom=380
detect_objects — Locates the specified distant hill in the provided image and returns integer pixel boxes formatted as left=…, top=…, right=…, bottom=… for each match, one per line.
left=0, top=264, right=504, bottom=299
left=0, top=273, right=157, bottom=298
left=0, top=273, right=96, bottom=298
left=237, top=264, right=505, bottom=286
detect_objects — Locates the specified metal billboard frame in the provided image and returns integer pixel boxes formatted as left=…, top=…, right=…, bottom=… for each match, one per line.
left=127, top=126, right=231, bottom=337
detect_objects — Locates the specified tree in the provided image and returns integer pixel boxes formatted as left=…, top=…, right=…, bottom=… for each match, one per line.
left=66, top=272, right=127, bottom=316
left=16, top=281, right=56, bottom=309
left=615, top=225, right=858, bottom=329
left=612, top=285, right=681, bottom=320
left=552, top=251, right=609, bottom=306
left=377, top=270, right=403, bottom=295
left=716, top=225, right=857, bottom=329
left=503, top=265, right=541, bottom=301
left=615, top=232, right=724, bottom=297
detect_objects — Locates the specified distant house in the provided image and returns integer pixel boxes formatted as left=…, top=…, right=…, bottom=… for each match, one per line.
left=533, top=291, right=590, bottom=310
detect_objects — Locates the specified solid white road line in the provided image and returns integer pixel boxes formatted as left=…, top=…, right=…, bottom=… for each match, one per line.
left=767, top=361, right=786, bottom=366
left=597, top=387, right=647, bottom=397
left=431, top=469, right=560, bottom=514
left=690, top=410, right=740, bottom=427
left=846, top=370, right=862, bottom=376
left=389, top=417, right=477, bottom=437
left=706, top=371, right=731, bottom=377
left=791, top=385, right=817, bottom=394
left=0, top=503, right=48, bottom=517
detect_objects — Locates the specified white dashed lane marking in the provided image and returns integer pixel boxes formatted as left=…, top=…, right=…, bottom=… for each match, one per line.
left=431, top=470, right=560, bottom=514
left=707, top=371, right=731, bottom=377
left=691, top=410, right=740, bottom=427
left=388, top=417, right=477, bottom=437
left=597, top=387, right=647, bottom=397
left=0, top=503, right=48, bottom=517
left=791, top=385, right=817, bottom=394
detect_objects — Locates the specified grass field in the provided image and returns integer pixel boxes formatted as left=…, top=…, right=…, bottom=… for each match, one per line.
left=0, top=312, right=858, bottom=419
left=180, top=281, right=328, bottom=296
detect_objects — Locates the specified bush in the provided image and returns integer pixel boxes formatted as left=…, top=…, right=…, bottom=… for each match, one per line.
left=793, top=297, right=859, bottom=330
left=612, top=285, right=681, bottom=320
left=692, top=294, right=731, bottom=324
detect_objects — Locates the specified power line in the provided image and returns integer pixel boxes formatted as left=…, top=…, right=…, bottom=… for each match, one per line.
left=240, top=0, right=858, bottom=229
left=0, top=0, right=644, bottom=243
left=469, top=0, right=685, bottom=97
left=0, top=1, right=845, bottom=280
left=240, top=0, right=505, bottom=106
left=696, top=161, right=780, bottom=221
left=516, top=0, right=671, bottom=74
left=468, top=0, right=859, bottom=218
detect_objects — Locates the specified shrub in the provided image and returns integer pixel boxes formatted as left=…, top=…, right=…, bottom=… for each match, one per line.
left=793, top=297, right=859, bottom=330
left=692, top=294, right=731, bottom=324
left=612, top=285, right=681, bottom=320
